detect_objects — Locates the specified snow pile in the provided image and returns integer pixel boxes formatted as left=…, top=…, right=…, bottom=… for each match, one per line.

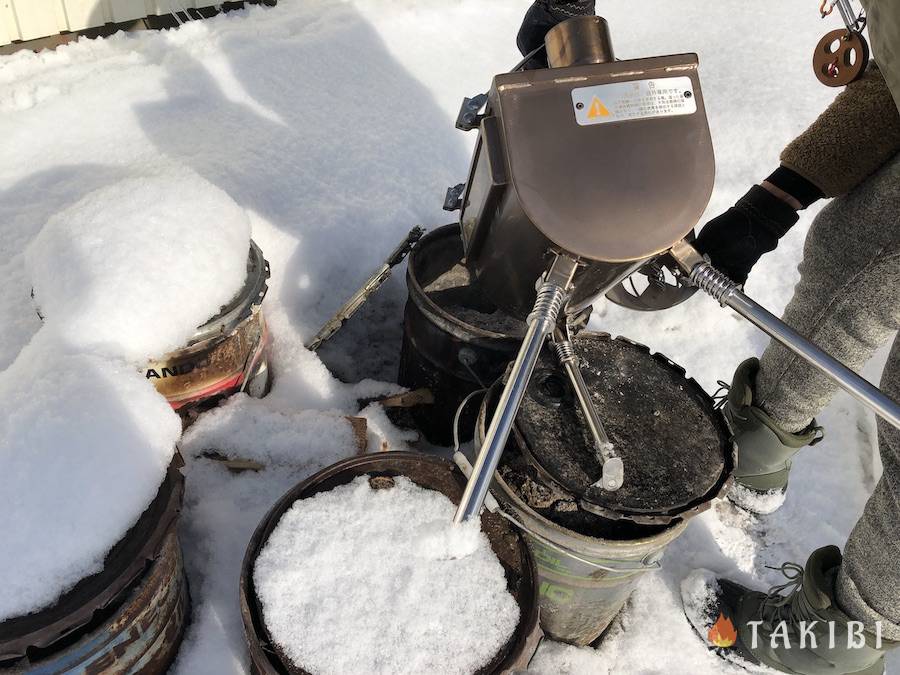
left=413, top=516, right=481, bottom=560
left=0, top=341, right=180, bottom=622
left=26, top=172, right=251, bottom=362
left=182, top=396, right=359, bottom=467
left=1, top=146, right=248, bottom=623
left=253, top=476, right=520, bottom=675
left=728, top=483, right=788, bottom=516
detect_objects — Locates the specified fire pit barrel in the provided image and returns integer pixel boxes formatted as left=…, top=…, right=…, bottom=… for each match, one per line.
left=146, top=240, right=273, bottom=417
left=0, top=464, right=190, bottom=673
left=398, top=225, right=524, bottom=445
left=240, top=453, right=541, bottom=675
left=477, top=333, right=734, bottom=645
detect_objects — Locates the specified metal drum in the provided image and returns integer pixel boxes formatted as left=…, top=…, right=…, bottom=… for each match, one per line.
left=398, top=225, right=525, bottom=445
left=0, top=463, right=189, bottom=673
left=146, top=241, right=272, bottom=416
left=240, top=453, right=541, bottom=675
left=477, top=333, right=734, bottom=644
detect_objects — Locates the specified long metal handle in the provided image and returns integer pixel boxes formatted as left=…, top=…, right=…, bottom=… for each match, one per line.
left=671, top=241, right=900, bottom=430
left=306, top=227, right=424, bottom=351
left=552, top=329, right=624, bottom=491
left=453, top=254, right=578, bottom=523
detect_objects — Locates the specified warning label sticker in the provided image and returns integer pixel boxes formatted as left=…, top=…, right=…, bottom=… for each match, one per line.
left=571, top=77, right=696, bottom=126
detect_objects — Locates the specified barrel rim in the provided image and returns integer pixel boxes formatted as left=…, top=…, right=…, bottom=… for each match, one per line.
left=189, top=240, right=270, bottom=346
left=407, top=224, right=521, bottom=341
left=0, top=458, right=184, bottom=661
left=239, top=452, right=541, bottom=675
left=479, top=332, right=736, bottom=528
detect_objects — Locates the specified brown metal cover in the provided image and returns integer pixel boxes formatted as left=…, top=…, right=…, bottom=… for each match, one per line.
left=492, top=53, right=715, bottom=263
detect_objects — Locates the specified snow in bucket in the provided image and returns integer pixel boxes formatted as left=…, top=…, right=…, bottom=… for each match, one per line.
left=252, top=475, right=519, bottom=675
left=25, top=171, right=251, bottom=363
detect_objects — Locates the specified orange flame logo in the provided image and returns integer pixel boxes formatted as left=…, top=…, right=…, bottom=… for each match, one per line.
left=707, top=613, right=737, bottom=648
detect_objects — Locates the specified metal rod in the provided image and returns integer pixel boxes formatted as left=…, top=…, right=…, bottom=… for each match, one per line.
left=723, top=289, right=899, bottom=429
left=306, top=227, right=423, bottom=351
left=669, top=241, right=900, bottom=430
left=552, top=328, right=624, bottom=491
left=453, top=254, right=579, bottom=523
left=835, top=0, right=858, bottom=31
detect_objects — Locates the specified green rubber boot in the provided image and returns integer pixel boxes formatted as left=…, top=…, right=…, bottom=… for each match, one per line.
left=683, top=546, right=898, bottom=674
left=722, top=358, right=823, bottom=514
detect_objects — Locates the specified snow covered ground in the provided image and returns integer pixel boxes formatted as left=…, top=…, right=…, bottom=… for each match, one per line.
left=0, top=0, right=895, bottom=672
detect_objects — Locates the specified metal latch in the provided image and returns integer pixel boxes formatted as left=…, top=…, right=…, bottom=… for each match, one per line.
left=455, top=93, right=488, bottom=131
left=443, top=183, right=465, bottom=212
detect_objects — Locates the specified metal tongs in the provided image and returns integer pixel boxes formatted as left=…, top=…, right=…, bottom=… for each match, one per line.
left=551, top=325, right=624, bottom=492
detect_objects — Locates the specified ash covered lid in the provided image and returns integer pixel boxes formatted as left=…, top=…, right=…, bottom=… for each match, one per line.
left=514, top=333, right=732, bottom=524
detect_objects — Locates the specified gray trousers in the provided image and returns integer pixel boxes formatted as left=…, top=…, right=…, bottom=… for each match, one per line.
left=754, top=154, right=900, bottom=639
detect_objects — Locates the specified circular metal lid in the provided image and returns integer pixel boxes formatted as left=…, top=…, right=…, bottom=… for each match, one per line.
left=515, top=333, right=732, bottom=524
left=190, top=240, right=269, bottom=345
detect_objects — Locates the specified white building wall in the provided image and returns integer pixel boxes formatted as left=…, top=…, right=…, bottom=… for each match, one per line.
left=1, top=0, right=223, bottom=46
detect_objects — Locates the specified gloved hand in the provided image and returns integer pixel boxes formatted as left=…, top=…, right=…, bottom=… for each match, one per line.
left=517, top=0, right=596, bottom=69
left=693, top=185, right=800, bottom=285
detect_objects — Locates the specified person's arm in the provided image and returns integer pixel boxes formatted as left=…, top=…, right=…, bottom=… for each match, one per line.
left=781, top=62, right=900, bottom=197
left=517, top=1, right=596, bottom=69
left=695, top=63, right=900, bottom=284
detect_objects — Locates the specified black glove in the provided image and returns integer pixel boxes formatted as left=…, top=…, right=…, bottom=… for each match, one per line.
left=517, top=0, right=596, bottom=69
left=693, top=185, right=800, bottom=285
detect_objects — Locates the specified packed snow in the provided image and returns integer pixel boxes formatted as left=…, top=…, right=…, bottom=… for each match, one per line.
left=26, top=172, right=251, bottom=362
left=1, top=168, right=248, bottom=622
left=253, top=476, right=519, bottom=675
left=0, top=339, right=180, bottom=622
left=1, top=0, right=896, bottom=672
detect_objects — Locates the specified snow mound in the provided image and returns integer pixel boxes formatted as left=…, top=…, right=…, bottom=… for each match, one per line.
left=181, top=394, right=358, bottom=467
left=412, top=517, right=481, bottom=561
left=253, top=475, right=520, bottom=675
left=25, top=172, right=251, bottom=362
left=0, top=341, right=180, bottom=622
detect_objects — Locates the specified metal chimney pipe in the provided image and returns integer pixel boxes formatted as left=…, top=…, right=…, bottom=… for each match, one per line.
left=545, top=15, right=614, bottom=68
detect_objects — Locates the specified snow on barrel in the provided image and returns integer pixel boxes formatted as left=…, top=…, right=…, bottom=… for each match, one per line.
left=251, top=474, right=522, bottom=675
left=0, top=170, right=255, bottom=669
left=25, top=171, right=272, bottom=414
left=241, top=452, right=538, bottom=675
left=25, top=172, right=251, bottom=362
left=0, top=342, right=180, bottom=623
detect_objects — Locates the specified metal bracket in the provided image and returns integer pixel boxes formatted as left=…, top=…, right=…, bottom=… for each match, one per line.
left=443, top=183, right=465, bottom=212
left=455, top=93, right=488, bottom=131
left=454, top=253, right=580, bottom=523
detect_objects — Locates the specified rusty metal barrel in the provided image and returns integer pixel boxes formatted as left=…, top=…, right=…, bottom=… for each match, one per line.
left=398, top=225, right=525, bottom=445
left=0, top=463, right=189, bottom=673
left=146, top=240, right=273, bottom=418
left=240, top=453, right=542, bottom=675
left=477, top=333, right=734, bottom=645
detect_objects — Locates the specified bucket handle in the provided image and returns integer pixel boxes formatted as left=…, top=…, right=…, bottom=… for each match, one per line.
left=496, top=510, right=663, bottom=573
